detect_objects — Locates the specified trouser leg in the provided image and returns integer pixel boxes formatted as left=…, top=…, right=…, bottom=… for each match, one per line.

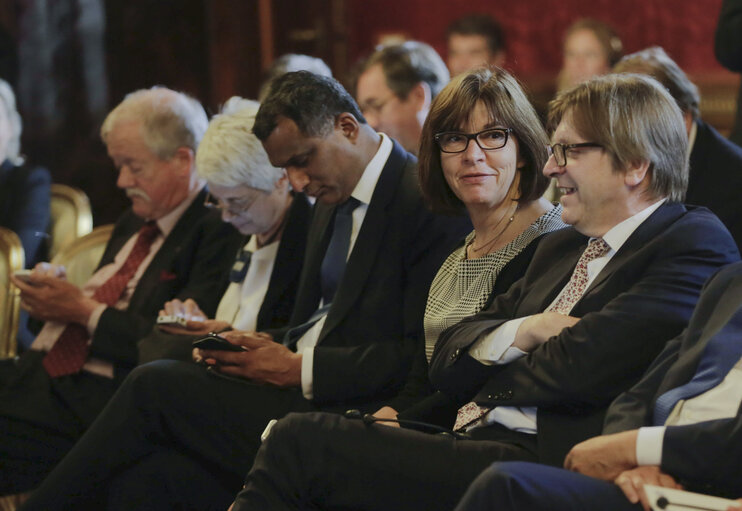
left=234, top=411, right=539, bottom=511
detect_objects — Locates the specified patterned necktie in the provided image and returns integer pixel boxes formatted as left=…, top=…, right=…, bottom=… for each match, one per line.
left=42, top=221, right=160, bottom=378
left=453, top=238, right=611, bottom=431
left=320, top=197, right=360, bottom=305
left=548, top=238, right=610, bottom=314
left=653, top=306, right=742, bottom=425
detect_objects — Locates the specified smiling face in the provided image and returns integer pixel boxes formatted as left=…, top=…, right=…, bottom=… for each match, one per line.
left=261, top=116, right=360, bottom=205
left=106, top=120, right=191, bottom=220
left=544, top=111, right=634, bottom=237
left=439, top=101, right=523, bottom=212
left=208, top=179, right=289, bottom=235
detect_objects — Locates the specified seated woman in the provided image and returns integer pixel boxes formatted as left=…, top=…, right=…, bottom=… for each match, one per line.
left=0, top=78, right=51, bottom=269
left=137, top=97, right=311, bottom=363
left=376, top=66, right=566, bottom=425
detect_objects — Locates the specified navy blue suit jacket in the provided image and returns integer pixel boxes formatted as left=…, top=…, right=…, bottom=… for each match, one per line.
left=430, top=203, right=739, bottom=465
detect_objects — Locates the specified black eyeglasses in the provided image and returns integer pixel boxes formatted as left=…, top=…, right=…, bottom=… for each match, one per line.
left=434, top=128, right=512, bottom=153
left=547, top=142, right=603, bottom=167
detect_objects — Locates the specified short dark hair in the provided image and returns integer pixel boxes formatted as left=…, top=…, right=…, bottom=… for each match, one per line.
left=253, top=71, right=366, bottom=141
left=446, top=14, right=506, bottom=54
left=613, top=46, right=700, bottom=121
left=358, top=41, right=450, bottom=99
left=419, top=68, right=550, bottom=215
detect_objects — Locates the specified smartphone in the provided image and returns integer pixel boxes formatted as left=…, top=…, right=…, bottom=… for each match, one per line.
left=192, top=333, right=246, bottom=352
left=157, top=315, right=188, bottom=327
left=13, top=269, right=39, bottom=285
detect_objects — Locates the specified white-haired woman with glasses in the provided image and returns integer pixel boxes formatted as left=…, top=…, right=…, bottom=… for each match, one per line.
left=0, top=78, right=51, bottom=268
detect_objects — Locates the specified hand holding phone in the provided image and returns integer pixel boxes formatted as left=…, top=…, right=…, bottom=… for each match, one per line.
left=192, top=333, right=246, bottom=352
left=13, top=269, right=41, bottom=286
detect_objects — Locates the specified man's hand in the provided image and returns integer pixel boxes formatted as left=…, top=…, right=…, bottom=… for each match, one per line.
left=727, top=499, right=742, bottom=511
left=160, top=298, right=207, bottom=321
left=198, top=331, right=302, bottom=387
left=564, top=430, right=639, bottom=481
left=10, top=272, right=99, bottom=325
left=157, top=298, right=231, bottom=335
left=372, top=406, right=400, bottom=428
left=614, top=466, right=682, bottom=511
left=514, top=312, right=580, bottom=352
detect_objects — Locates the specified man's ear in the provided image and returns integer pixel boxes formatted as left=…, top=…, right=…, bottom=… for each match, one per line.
left=624, top=159, right=651, bottom=188
left=171, top=147, right=195, bottom=176
left=335, top=112, right=361, bottom=141
left=408, top=82, right=431, bottom=113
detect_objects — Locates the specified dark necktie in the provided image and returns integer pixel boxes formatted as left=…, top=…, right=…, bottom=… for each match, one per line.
left=653, top=306, right=742, bottom=425
left=320, top=197, right=360, bottom=305
left=229, top=246, right=253, bottom=283
left=42, top=221, right=160, bottom=378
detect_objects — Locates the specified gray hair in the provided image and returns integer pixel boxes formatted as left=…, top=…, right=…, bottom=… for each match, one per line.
left=100, top=86, right=208, bottom=159
left=258, top=54, right=333, bottom=102
left=196, top=97, right=283, bottom=191
left=0, top=79, right=24, bottom=165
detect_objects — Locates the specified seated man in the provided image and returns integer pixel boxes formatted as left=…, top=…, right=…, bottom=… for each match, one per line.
left=614, top=46, right=742, bottom=251
left=0, top=86, right=241, bottom=495
left=137, top=96, right=311, bottom=363
left=20, top=71, right=470, bottom=510
left=355, top=41, right=449, bottom=154
left=454, top=261, right=742, bottom=511
left=224, top=74, right=740, bottom=511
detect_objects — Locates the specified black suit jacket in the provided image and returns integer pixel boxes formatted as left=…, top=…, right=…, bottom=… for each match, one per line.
left=288, top=140, right=471, bottom=406
left=430, top=203, right=739, bottom=465
left=604, top=262, right=742, bottom=497
left=88, top=189, right=243, bottom=370
left=136, top=193, right=312, bottom=362
left=686, top=119, right=742, bottom=251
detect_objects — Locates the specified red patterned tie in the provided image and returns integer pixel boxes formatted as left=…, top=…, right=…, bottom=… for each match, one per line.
left=42, top=222, right=160, bottom=377
left=453, top=238, right=610, bottom=431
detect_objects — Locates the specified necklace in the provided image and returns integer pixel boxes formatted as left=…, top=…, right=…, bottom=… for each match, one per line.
left=468, top=202, right=518, bottom=257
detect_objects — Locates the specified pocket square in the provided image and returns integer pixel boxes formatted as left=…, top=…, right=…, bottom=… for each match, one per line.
left=159, top=270, right=177, bottom=282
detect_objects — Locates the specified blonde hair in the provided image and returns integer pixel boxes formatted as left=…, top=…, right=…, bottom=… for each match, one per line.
left=548, top=73, right=688, bottom=202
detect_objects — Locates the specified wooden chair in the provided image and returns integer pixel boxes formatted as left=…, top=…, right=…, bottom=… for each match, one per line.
left=49, top=184, right=93, bottom=260
left=51, top=224, right=115, bottom=287
left=0, top=227, right=24, bottom=359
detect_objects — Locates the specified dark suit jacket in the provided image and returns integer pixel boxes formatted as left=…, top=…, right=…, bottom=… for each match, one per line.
left=0, top=160, right=51, bottom=268
left=604, top=262, right=742, bottom=498
left=686, top=119, right=742, bottom=251
left=715, top=0, right=742, bottom=147
left=136, top=193, right=312, bottom=363
left=288, top=140, right=471, bottom=407
left=88, top=189, right=243, bottom=371
left=430, top=203, right=739, bottom=465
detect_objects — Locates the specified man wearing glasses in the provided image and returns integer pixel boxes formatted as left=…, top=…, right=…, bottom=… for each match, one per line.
left=222, top=74, right=738, bottom=511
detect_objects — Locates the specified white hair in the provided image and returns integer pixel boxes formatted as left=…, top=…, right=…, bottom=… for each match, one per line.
left=258, top=54, right=333, bottom=101
left=100, top=86, right=208, bottom=159
left=196, top=96, right=283, bottom=191
left=0, top=79, right=24, bottom=165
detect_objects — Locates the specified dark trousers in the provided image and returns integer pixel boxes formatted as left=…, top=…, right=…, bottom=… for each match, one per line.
left=0, top=351, right=122, bottom=495
left=454, top=461, right=641, bottom=511
left=21, top=360, right=316, bottom=511
left=233, top=411, right=539, bottom=511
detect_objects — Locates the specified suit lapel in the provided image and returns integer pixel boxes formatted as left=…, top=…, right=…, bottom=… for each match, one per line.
left=318, top=141, right=409, bottom=343
left=582, top=202, right=684, bottom=297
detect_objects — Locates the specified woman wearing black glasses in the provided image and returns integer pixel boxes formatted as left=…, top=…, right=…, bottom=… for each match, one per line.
left=373, top=67, right=566, bottom=424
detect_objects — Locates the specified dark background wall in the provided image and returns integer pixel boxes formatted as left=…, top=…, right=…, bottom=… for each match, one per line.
left=0, top=0, right=737, bottom=225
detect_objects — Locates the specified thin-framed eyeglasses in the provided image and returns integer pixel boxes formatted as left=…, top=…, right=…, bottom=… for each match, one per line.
left=547, top=142, right=603, bottom=167
left=204, top=192, right=260, bottom=215
left=434, top=128, right=512, bottom=154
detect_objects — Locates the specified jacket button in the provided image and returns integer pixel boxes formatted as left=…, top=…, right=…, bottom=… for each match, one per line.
left=450, top=348, right=461, bottom=361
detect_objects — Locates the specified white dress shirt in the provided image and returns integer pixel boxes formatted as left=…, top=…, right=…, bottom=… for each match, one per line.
left=468, top=198, right=666, bottom=433
left=296, top=133, right=393, bottom=399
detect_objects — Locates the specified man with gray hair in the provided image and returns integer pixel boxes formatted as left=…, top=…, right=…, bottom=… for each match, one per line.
left=355, top=41, right=449, bottom=154
left=1, top=86, right=240, bottom=495
left=614, top=46, right=742, bottom=251
left=138, top=97, right=311, bottom=362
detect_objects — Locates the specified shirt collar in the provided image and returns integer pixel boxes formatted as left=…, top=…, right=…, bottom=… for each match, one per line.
left=153, top=182, right=205, bottom=237
left=601, top=198, right=667, bottom=253
left=348, top=133, right=393, bottom=206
